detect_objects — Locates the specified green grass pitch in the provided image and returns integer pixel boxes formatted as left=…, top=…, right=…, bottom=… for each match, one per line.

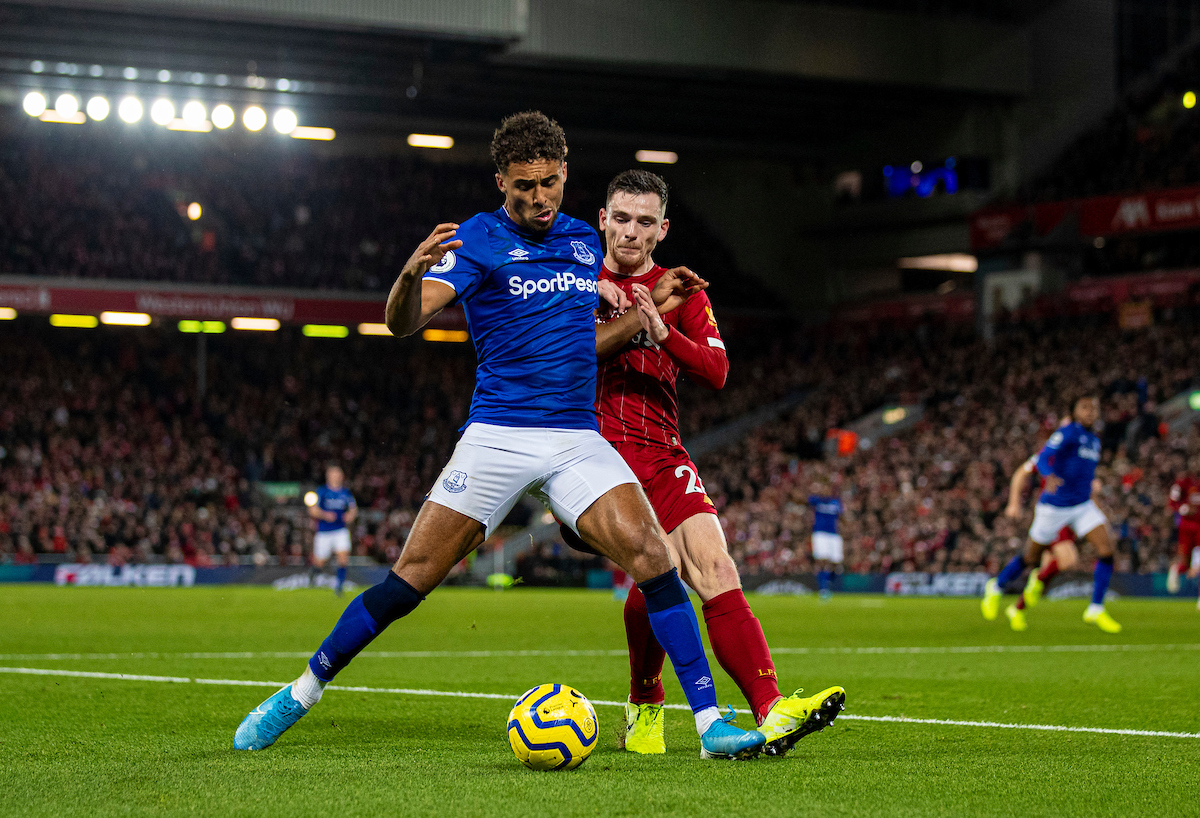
left=1, top=586, right=1198, bottom=817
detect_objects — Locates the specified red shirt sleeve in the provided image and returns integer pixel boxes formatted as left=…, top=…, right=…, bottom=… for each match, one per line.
left=658, top=292, right=728, bottom=390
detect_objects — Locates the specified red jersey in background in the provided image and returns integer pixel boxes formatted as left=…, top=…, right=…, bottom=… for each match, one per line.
left=595, top=265, right=727, bottom=447
left=1170, top=476, right=1200, bottom=523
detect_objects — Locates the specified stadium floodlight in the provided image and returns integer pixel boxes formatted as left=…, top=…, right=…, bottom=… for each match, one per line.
left=211, top=104, right=235, bottom=129
left=118, top=97, right=143, bottom=123
left=291, top=126, right=335, bottom=141
left=407, top=133, right=454, bottom=149
left=231, top=316, right=279, bottom=331
left=178, top=320, right=224, bottom=333
left=157, top=70, right=171, bottom=82
left=187, top=202, right=202, bottom=220
left=243, top=106, right=267, bottom=131
left=123, top=67, right=138, bottom=80
left=40, top=110, right=86, bottom=124
left=272, top=108, right=298, bottom=134
left=181, top=101, right=206, bottom=126
left=86, top=96, right=110, bottom=121
left=99, top=311, right=151, bottom=326
left=303, top=491, right=319, bottom=507
left=23, top=92, right=47, bottom=117
left=89, top=64, right=103, bottom=77
left=301, top=324, right=349, bottom=338
left=167, top=119, right=212, bottom=133
left=897, top=253, right=978, bottom=273
left=49, top=314, right=99, bottom=328
left=635, top=150, right=678, bottom=164
left=30, top=60, right=44, bottom=73
left=357, top=323, right=392, bottom=336
left=0, top=308, right=16, bottom=320
left=421, top=328, right=469, bottom=342
left=150, top=99, right=175, bottom=125
left=55, top=94, right=79, bottom=116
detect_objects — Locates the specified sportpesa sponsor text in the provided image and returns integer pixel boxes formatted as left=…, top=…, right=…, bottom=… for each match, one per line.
left=509, top=271, right=599, bottom=300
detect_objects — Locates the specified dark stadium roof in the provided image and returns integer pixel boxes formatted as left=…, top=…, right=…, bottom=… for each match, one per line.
left=0, top=2, right=1006, bottom=160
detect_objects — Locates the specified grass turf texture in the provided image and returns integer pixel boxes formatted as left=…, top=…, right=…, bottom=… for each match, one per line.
left=1, top=587, right=1198, bottom=817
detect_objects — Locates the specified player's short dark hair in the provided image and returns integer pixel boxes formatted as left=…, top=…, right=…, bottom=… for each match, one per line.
left=1068, top=394, right=1098, bottom=417
left=606, top=169, right=669, bottom=213
left=489, top=111, right=567, bottom=173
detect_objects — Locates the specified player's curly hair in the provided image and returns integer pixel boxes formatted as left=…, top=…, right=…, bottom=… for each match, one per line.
left=606, top=169, right=669, bottom=213
left=489, top=111, right=567, bottom=173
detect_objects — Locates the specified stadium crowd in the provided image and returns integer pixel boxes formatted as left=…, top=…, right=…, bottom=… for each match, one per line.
left=0, top=128, right=749, bottom=301
left=1, top=303, right=1198, bottom=581
left=704, top=311, right=1200, bottom=579
left=0, top=324, right=477, bottom=568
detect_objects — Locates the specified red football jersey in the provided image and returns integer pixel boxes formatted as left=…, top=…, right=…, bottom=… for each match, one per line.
left=596, top=265, right=727, bottom=447
left=1170, top=476, right=1200, bottom=522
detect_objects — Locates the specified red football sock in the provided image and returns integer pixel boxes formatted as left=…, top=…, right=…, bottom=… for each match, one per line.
left=623, top=585, right=666, bottom=704
left=1015, top=595, right=1026, bottom=610
left=1037, top=559, right=1059, bottom=582
left=702, top=589, right=781, bottom=724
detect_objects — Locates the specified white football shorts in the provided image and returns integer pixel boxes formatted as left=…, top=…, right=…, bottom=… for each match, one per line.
left=426, top=423, right=639, bottom=537
left=1029, top=500, right=1107, bottom=545
left=313, top=528, right=352, bottom=561
left=811, top=531, right=844, bottom=563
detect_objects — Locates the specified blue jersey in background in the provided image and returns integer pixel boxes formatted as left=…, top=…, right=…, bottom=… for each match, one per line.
left=424, top=207, right=603, bottom=431
left=809, top=496, right=843, bottom=534
left=1035, top=422, right=1101, bottom=507
left=316, top=486, right=355, bottom=532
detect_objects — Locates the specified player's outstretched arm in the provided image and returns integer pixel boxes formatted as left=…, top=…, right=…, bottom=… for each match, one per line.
left=594, top=267, right=708, bottom=360
left=1005, top=460, right=1034, bottom=518
left=385, top=223, right=462, bottom=337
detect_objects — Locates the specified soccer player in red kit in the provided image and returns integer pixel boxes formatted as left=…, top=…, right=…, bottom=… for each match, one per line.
left=589, top=170, right=845, bottom=756
left=1167, top=458, right=1200, bottom=597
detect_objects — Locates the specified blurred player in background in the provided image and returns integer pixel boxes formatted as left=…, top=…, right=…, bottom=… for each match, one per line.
left=1003, top=446, right=1084, bottom=630
left=1166, top=458, right=1200, bottom=596
left=807, top=485, right=844, bottom=602
left=983, top=396, right=1121, bottom=633
left=579, top=169, right=844, bottom=757
left=234, top=113, right=766, bottom=760
left=308, top=465, right=357, bottom=596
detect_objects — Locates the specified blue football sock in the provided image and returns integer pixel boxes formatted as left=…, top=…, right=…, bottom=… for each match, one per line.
left=336, top=566, right=347, bottom=591
left=995, top=555, right=1027, bottom=589
left=639, top=568, right=719, bottom=716
left=818, top=570, right=830, bottom=592
left=1092, top=556, right=1114, bottom=606
left=309, top=572, right=423, bottom=682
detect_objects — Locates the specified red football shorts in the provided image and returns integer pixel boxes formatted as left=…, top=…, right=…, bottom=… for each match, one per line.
left=1178, top=520, right=1200, bottom=562
left=611, top=441, right=718, bottom=534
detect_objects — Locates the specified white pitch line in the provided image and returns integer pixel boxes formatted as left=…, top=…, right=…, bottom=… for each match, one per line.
left=2, top=644, right=1198, bottom=662
left=3, top=665, right=1198, bottom=740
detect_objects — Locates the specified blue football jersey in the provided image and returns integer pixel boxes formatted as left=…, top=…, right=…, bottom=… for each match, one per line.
left=809, top=495, right=842, bottom=534
left=316, top=486, right=355, bottom=532
left=1035, top=422, right=1101, bottom=507
left=424, top=207, right=603, bottom=430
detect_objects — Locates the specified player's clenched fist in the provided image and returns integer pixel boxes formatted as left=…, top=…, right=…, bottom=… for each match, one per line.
left=403, top=223, right=463, bottom=277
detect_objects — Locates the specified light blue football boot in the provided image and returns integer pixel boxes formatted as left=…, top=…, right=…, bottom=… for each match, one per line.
left=234, top=685, right=309, bottom=750
left=699, top=708, right=766, bottom=760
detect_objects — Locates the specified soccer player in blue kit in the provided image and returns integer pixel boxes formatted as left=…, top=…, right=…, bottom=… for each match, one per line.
left=233, top=112, right=766, bottom=759
left=981, top=396, right=1122, bottom=633
left=808, top=489, right=843, bottom=601
left=308, top=465, right=356, bottom=596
